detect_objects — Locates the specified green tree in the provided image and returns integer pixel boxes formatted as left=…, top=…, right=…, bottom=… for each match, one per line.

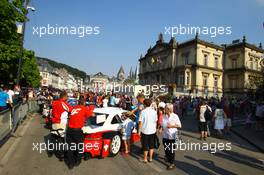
left=0, top=0, right=25, bottom=80
left=20, top=50, right=41, bottom=87
left=247, top=59, right=264, bottom=99
left=0, top=0, right=40, bottom=87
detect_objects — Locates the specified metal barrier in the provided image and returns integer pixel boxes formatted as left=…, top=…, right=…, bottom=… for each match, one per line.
left=0, top=100, right=39, bottom=143
left=0, top=110, right=11, bottom=141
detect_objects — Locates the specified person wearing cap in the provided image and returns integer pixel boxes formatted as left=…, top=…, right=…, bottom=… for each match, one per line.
left=66, top=99, right=94, bottom=169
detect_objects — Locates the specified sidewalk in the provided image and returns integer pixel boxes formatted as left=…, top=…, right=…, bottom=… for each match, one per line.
left=231, top=125, right=264, bottom=153
left=186, top=109, right=264, bottom=153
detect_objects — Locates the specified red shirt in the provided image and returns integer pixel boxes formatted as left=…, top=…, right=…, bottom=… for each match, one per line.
left=224, top=106, right=231, bottom=118
left=52, top=99, right=72, bottom=124
left=68, top=105, right=93, bottom=129
left=158, top=110, right=164, bottom=126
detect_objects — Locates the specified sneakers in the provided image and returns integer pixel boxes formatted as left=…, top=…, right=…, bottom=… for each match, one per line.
left=139, top=159, right=148, bottom=163
left=167, top=164, right=175, bottom=170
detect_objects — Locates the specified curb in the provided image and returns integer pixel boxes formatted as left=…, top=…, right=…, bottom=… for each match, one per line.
left=231, top=127, right=264, bottom=153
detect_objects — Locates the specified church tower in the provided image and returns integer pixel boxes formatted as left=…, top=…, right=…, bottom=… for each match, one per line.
left=117, top=66, right=125, bottom=81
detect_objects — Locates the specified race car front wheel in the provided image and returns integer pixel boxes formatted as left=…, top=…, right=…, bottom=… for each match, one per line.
left=109, top=134, right=121, bottom=157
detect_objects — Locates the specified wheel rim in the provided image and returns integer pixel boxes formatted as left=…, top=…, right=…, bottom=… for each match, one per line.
left=111, top=135, right=121, bottom=154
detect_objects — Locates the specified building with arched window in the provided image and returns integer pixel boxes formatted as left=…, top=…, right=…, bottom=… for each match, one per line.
left=139, top=34, right=263, bottom=98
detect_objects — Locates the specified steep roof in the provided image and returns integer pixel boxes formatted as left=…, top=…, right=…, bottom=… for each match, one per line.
left=117, top=66, right=125, bottom=75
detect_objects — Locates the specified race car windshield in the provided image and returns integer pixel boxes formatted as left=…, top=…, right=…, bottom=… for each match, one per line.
left=85, top=113, right=109, bottom=126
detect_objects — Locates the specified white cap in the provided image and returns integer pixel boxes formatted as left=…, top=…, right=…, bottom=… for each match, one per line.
left=158, top=102, right=166, bottom=108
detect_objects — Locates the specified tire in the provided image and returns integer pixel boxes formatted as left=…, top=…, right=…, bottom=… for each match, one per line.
left=109, top=134, right=121, bottom=157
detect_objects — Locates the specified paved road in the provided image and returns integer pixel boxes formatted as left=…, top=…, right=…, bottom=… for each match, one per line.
left=0, top=113, right=264, bottom=175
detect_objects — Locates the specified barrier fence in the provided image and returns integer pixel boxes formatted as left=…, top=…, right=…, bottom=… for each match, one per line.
left=0, top=100, right=39, bottom=143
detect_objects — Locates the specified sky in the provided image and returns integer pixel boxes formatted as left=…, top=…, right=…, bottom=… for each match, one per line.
left=24, top=0, right=264, bottom=77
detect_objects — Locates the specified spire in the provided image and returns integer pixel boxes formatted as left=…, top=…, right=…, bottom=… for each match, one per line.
left=118, top=65, right=125, bottom=74
left=129, top=67, right=133, bottom=79
left=134, top=66, right=138, bottom=79
left=156, top=33, right=164, bottom=44
left=117, top=66, right=125, bottom=81
left=259, top=42, right=262, bottom=49
left=195, top=32, right=199, bottom=40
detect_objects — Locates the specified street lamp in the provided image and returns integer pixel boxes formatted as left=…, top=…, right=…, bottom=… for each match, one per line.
left=27, top=6, right=35, bottom=11
left=16, top=0, right=35, bottom=85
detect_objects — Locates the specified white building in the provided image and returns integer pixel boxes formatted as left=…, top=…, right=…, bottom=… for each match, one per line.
left=90, top=72, right=109, bottom=92
left=38, top=59, right=83, bottom=91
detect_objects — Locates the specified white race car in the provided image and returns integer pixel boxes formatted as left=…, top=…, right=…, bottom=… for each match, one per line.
left=82, top=107, right=129, bottom=158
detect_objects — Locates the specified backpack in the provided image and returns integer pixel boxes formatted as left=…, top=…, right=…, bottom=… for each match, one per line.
left=204, top=106, right=212, bottom=121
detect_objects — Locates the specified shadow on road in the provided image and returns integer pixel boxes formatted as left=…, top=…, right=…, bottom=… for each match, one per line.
left=174, top=160, right=217, bottom=175
left=212, top=150, right=264, bottom=171
left=185, top=155, right=237, bottom=175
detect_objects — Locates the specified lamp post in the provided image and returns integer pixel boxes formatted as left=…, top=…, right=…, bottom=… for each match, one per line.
left=16, top=0, right=35, bottom=85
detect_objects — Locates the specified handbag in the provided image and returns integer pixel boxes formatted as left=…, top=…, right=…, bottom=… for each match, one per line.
left=175, top=130, right=182, bottom=145
left=154, top=133, right=160, bottom=149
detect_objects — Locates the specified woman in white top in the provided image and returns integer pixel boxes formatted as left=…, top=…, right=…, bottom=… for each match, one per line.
left=102, top=96, right=109, bottom=108
left=160, top=103, right=182, bottom=170
left=214, top=103, right=226, bottom=138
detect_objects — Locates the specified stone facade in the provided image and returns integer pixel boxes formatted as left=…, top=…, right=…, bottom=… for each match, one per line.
left=139, top=34, right=264, bottom=98
left=223, top=37, right=264, bottom=97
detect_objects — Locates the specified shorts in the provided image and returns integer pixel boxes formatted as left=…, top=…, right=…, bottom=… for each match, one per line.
left=255, top=116, right=264, bottom=122
left=215, top=119, right=224, bottom=130
left=224, top=118, right=232, bottom=127
left=141, top=133, right=155, bottom=151
left=199, top=122, right=207, bottom=132
left=122, top=135, right=131, bottom=141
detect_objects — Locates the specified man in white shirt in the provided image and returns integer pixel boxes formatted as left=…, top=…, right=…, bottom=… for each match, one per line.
left=199, top=101, right=212, bottom=140
left=138, top=99, right=157, bottom=163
